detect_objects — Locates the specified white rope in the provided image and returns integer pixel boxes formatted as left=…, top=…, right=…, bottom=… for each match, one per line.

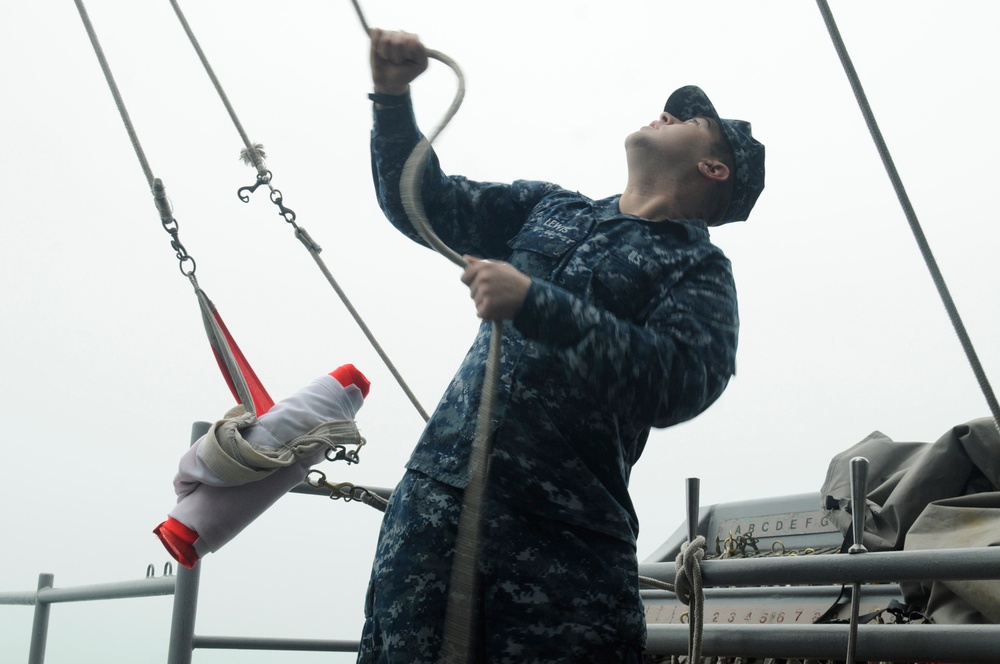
left=639, top=536, right=707, bottom=663
left=347, top=4, right=499, bottom=661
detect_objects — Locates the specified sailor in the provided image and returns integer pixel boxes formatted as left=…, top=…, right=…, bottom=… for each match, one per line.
left=359, top=28, right=764, bottom=663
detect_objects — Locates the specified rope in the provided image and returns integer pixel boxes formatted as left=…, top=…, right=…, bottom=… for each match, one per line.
left=639, top=536, right=707, bottom=663
left=301, top=237, right=430, bottom=422
left=73, top=0, right=154, bottom=188
left=73, top=0, right=261, bottom=417
left=347, top=5, right=499, bottom=661
left=167, top=0, right=430, bottom=423
left=816, top=0, right=1000, bottom=438
left=167, top=0, right=262, bottom=174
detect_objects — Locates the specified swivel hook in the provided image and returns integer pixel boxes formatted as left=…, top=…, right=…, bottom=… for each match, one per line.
left=238, top=170, right=273, bottom=203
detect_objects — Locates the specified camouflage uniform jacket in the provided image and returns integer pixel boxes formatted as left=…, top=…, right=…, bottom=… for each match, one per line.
left=371, top=96, right=738, bottom=546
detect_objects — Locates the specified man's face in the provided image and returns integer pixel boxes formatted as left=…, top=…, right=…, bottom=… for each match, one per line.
left=626, top=112, right=722, bottom=166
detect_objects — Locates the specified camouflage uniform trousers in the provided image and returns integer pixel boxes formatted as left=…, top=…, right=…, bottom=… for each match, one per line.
left=358, top=469, right=646, bottom=663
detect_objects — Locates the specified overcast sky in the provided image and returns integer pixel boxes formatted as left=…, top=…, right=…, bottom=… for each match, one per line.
left=2, top=1, right=999, bottom=661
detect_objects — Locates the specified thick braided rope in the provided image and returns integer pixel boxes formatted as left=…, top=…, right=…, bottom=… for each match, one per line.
left=348, top=4, right=498, bottom=661
left=393, top=50, right=501, bottom=664
left=639, top=536, right=707, bottom=662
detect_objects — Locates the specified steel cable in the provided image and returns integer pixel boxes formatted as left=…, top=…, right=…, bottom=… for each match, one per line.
left=816, top=0, right=1000, bottom=436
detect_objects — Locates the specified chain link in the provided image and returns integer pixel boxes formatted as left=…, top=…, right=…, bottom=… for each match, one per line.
left=715, top=531, right=760, bottom=558
left=305, top=469, right=388, bottom=511
left=300, top=438, right=388, bottom=511
left=711, top=531, right=833, bottom=560
left=237, top=170, right=301, bottom=233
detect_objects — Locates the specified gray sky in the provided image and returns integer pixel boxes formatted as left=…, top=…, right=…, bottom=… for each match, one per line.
left=2, top=1, right=998, bottom=661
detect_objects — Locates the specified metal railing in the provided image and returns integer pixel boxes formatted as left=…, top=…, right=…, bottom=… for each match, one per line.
left=4, top=460, right=1000, bottom=662
left=0, top=420, right=370, bottom=663
left=0, top=571, right=176, bottom=663
left=167, top=559, right=361, bottom=663
left=6, top=543, right=1000, bottom=662
left=638, top=472, right=1000, bottom=663
left=0, top=564, right=360, bottom=664
left=639, top=546, right=1000, bottom=662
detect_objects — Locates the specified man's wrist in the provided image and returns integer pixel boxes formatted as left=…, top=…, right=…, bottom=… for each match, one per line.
left=369, top=89, right=410, bottom=109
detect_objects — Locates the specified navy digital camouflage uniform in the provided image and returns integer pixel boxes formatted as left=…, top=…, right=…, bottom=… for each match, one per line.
left=358, top=93, right=739, bottom=663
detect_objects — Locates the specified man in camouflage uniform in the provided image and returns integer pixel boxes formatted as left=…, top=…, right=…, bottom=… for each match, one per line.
left=359, top=29, right=765, bottom=663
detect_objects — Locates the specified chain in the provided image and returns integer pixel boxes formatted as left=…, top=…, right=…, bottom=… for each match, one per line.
left=237, top=169, right=304, bottom=235
left=711, top=532, right=835, bottom=560
left=715, top=531, right=761, bottom=558
left=300, top=437, right=390, bottom=512
left=305, top=469, right=388, bottom=510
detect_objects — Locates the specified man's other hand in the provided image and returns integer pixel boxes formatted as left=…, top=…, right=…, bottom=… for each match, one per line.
left=461, top=256, right=531, bottom=321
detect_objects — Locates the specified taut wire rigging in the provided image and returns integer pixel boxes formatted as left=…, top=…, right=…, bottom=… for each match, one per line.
left=73, top=0, right=273, bottom=416
left=817, top=0, right=1000, bottom=436
left=168, top=0, right=431, bottom=423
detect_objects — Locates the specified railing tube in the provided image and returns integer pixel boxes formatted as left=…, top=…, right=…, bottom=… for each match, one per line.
left=646, top=623, right=1000, bottom=662
left=639, top=546, right=1000, bottom=586
left=166, top=421, right=211, bottom=664
left=166, top=564, right=201, bottom=664
left=27, top=573, right=53, bottom=664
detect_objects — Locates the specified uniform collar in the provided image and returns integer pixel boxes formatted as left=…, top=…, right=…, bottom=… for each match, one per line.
left=601, top=196, right=710, bottom=242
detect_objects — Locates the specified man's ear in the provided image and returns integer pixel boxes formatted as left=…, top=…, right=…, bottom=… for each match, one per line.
left=698, top=159, right=731, bottom=183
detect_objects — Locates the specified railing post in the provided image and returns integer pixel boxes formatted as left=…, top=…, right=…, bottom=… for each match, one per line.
left=28, top=573, right=53, bottom=664
left=167, top=563, right=201, bottom=664
left=685, top=478, right=700, bottom=657
left=846, top=456, right=870, bottom=664
left=166, top=421, right=211, bottom=664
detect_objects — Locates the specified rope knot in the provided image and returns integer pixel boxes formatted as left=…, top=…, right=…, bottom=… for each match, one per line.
left=674, top=535, right=706, bottom=663
left=673, top=535, right=706, bottom=606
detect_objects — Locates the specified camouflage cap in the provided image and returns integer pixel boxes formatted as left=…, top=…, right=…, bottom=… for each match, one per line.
left=665, top=85, right=765, bottom=224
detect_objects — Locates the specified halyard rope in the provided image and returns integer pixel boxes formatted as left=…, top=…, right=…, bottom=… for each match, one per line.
left=73, top=0, right=263, bottom=416
left=168, top=0, right=431, bottom=423
left=348, top=4, right=500, bottom=662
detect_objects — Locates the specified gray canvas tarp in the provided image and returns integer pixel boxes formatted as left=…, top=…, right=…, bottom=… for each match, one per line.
left=820, top=416, right=1000, bottom=624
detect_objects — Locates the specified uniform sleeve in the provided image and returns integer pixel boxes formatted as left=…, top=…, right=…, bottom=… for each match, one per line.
left=513, top=253, right=738, bottom=428
left=370, top=96, right=552, bottom=258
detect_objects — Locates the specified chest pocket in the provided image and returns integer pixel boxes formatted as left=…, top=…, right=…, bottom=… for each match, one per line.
left=592, top=244, right=664, bottom=323
left=507, top=217, right=590, bottom=278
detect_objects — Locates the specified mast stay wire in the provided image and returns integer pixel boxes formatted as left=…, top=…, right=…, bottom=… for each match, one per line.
left=816, top=0, right=1000, bottom=437
left=168, top=0, right=431, bottom=424
left=73, top=0, right=269, bottom=417
left=350, top=3, right=500, bottom=662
